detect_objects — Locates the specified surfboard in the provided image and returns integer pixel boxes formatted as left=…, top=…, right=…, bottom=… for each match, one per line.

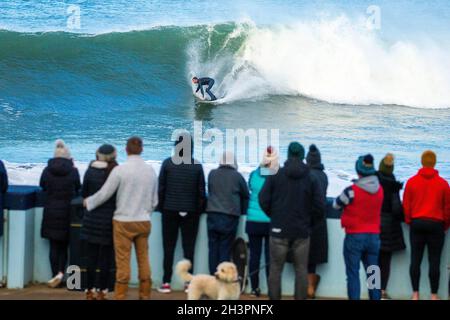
left=195, top=96, right=222, bottom=104
left=194, top=94, right=223, bottom=104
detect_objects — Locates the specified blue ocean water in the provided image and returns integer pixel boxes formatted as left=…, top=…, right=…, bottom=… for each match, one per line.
left=0, top=0, right=449, bottom=183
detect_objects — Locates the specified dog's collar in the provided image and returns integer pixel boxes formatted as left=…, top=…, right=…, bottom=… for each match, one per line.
left=215, top=274, right=241, bottom=284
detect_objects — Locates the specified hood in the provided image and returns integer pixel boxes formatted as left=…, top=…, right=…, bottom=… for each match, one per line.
left=309, top=163, right=325, bottom=171
left=418, top=167, right=438, bottom=179
left=90, top=160, right=108, bottom=169
left=219, top=164, right=237, bottom=171
left=47, top=158, right=74, bottom=176
left=284, top=158, right=309, bottom=179
left=354, top=175, right=380, bottom=194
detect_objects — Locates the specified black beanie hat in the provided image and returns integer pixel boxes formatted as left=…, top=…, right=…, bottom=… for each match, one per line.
left=306, top=144, right=321, bottom=167
left=96, top=144, right=117, bottom=162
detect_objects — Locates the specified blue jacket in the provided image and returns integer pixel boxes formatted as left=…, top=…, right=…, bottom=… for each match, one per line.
left=247, top=168, right=270, bottom=223
left=0, top=160, right=8, bottom=237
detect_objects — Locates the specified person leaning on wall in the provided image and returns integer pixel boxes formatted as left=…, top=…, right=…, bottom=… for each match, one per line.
left=84, top=137, right=158, bottom=300
left=40, top=139, right=81, bottom=289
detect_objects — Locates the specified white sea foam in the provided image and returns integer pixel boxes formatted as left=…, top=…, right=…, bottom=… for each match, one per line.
left=4, top=160, right=352, bottom=198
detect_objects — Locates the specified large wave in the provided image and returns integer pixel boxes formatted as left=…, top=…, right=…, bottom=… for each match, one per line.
left=188, top=18, right=450, bottom=108
left=2, top=17, right=450, bottom=109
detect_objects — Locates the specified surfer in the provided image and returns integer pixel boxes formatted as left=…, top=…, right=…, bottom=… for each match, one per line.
left=192, top=77, right=217, bottom=101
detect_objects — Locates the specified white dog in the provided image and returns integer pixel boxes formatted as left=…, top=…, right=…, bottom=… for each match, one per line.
left=176, top=259, right=241, bottom=300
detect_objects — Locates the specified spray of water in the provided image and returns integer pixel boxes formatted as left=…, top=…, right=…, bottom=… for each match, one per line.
left=187, top=17, right=450, bottom=108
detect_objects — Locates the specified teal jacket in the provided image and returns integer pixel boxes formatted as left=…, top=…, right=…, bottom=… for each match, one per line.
left=247, top=168, right=270, bottom=223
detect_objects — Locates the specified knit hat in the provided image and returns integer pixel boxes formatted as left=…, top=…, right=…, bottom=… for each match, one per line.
left=421, top=150, right=436, bottom=168
left=355, top=154, right=376, bottom=177
left=287, top=142, right=305, bottom=160
left=54, top=139, right=71, bottom=159
left=306, top=144, right=322, bottom=167
left=379, top=153, right=394, bottom=175
left=220, top=151, right=237, bottom=170
left=96, top=144, right=117, bottom=162
left=260, top=146, right=279, bottom=175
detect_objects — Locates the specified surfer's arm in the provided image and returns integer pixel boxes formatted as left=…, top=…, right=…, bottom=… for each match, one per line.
left=195, top=84, right=204, bottom=96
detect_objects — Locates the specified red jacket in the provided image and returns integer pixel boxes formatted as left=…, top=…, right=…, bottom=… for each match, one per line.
left=341, top=184, right=384, bottom=234
left=403, top=168, right=450, bottom=230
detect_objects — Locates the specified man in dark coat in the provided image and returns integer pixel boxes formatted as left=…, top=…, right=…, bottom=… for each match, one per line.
left=305, top=144, right=329, bottom=299
left=40, top=140, right=81, bottom=288
left=376, top=153, right=405, bottom=300
left=157, top=132, right=206, bottom=293
left=206, top=151, right=249, bottom=275
left=259, top=142, right=325, bottom=300
left=0, top=160, right=8, bottom=237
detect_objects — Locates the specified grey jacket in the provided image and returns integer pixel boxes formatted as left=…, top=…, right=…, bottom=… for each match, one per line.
left=206, top=165, right=250, bottom=216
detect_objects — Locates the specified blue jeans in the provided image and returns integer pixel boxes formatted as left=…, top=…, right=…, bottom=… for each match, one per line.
left=205, top=79, right=217, bottom=101
left=343, top=233, right=381, bottom=300
left=207, top=213, right=239, bottom=274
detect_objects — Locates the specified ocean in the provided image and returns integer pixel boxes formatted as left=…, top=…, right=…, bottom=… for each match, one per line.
left=1, top=0, right=449, bottom=189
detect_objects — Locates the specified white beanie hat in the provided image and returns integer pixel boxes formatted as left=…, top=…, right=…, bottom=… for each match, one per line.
left=54, top=139, right=71, bottom=159
left=260, top=146, right=279, bottom=175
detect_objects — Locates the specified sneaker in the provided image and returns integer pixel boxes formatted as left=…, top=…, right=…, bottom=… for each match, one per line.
left=184, top=282, right=190, bottom=294
left=250, top=288, right=261, bottom=298
left=157, top=283, right=171, bottom=294
left=47, top=273, right=63, bottom=288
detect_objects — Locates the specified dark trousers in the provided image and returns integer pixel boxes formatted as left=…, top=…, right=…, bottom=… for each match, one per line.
left=409, top=219, right=445, bottom=294
left=343, top=233, right=381, bottom=300
left=269, top=236, right=310, bottom=300
left=207, top=213, right=239, bottom=275
left=162, top=211, right=200, bottom=283
left=246, top=221, right=270, bottom=291
left=248, top=234, right=270, bottom=290
left=49, top=240, right=68, bottom=277
left=379, top=250, right=392, bottom=291
left=205, top=79, right=217, bottom=101
left=86, top=242, right=114, bottom=291
left=308, top=263, right=317, bottom=274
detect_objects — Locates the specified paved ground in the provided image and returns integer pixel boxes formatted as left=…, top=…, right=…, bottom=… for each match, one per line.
left=0, top=284, right=268, bottom=300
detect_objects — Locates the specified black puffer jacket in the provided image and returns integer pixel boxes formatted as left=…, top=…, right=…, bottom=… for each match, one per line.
left=377, top=172, right=406, bottom=252
left=158, top=157, right=206, bottom=214
left=40, top=158, right=81, bottom=241
left=259, top=158, right=325, bottom=240
left=81, top=161, right=116, bottom=245
left=308, top=163, right=329, bottom=265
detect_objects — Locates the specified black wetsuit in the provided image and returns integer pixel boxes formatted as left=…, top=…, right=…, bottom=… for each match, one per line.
left=195, top=77, right=217, bottom=101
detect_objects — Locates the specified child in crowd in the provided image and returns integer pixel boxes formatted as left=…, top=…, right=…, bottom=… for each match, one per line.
left=334, top=154, right=383, bottom=300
